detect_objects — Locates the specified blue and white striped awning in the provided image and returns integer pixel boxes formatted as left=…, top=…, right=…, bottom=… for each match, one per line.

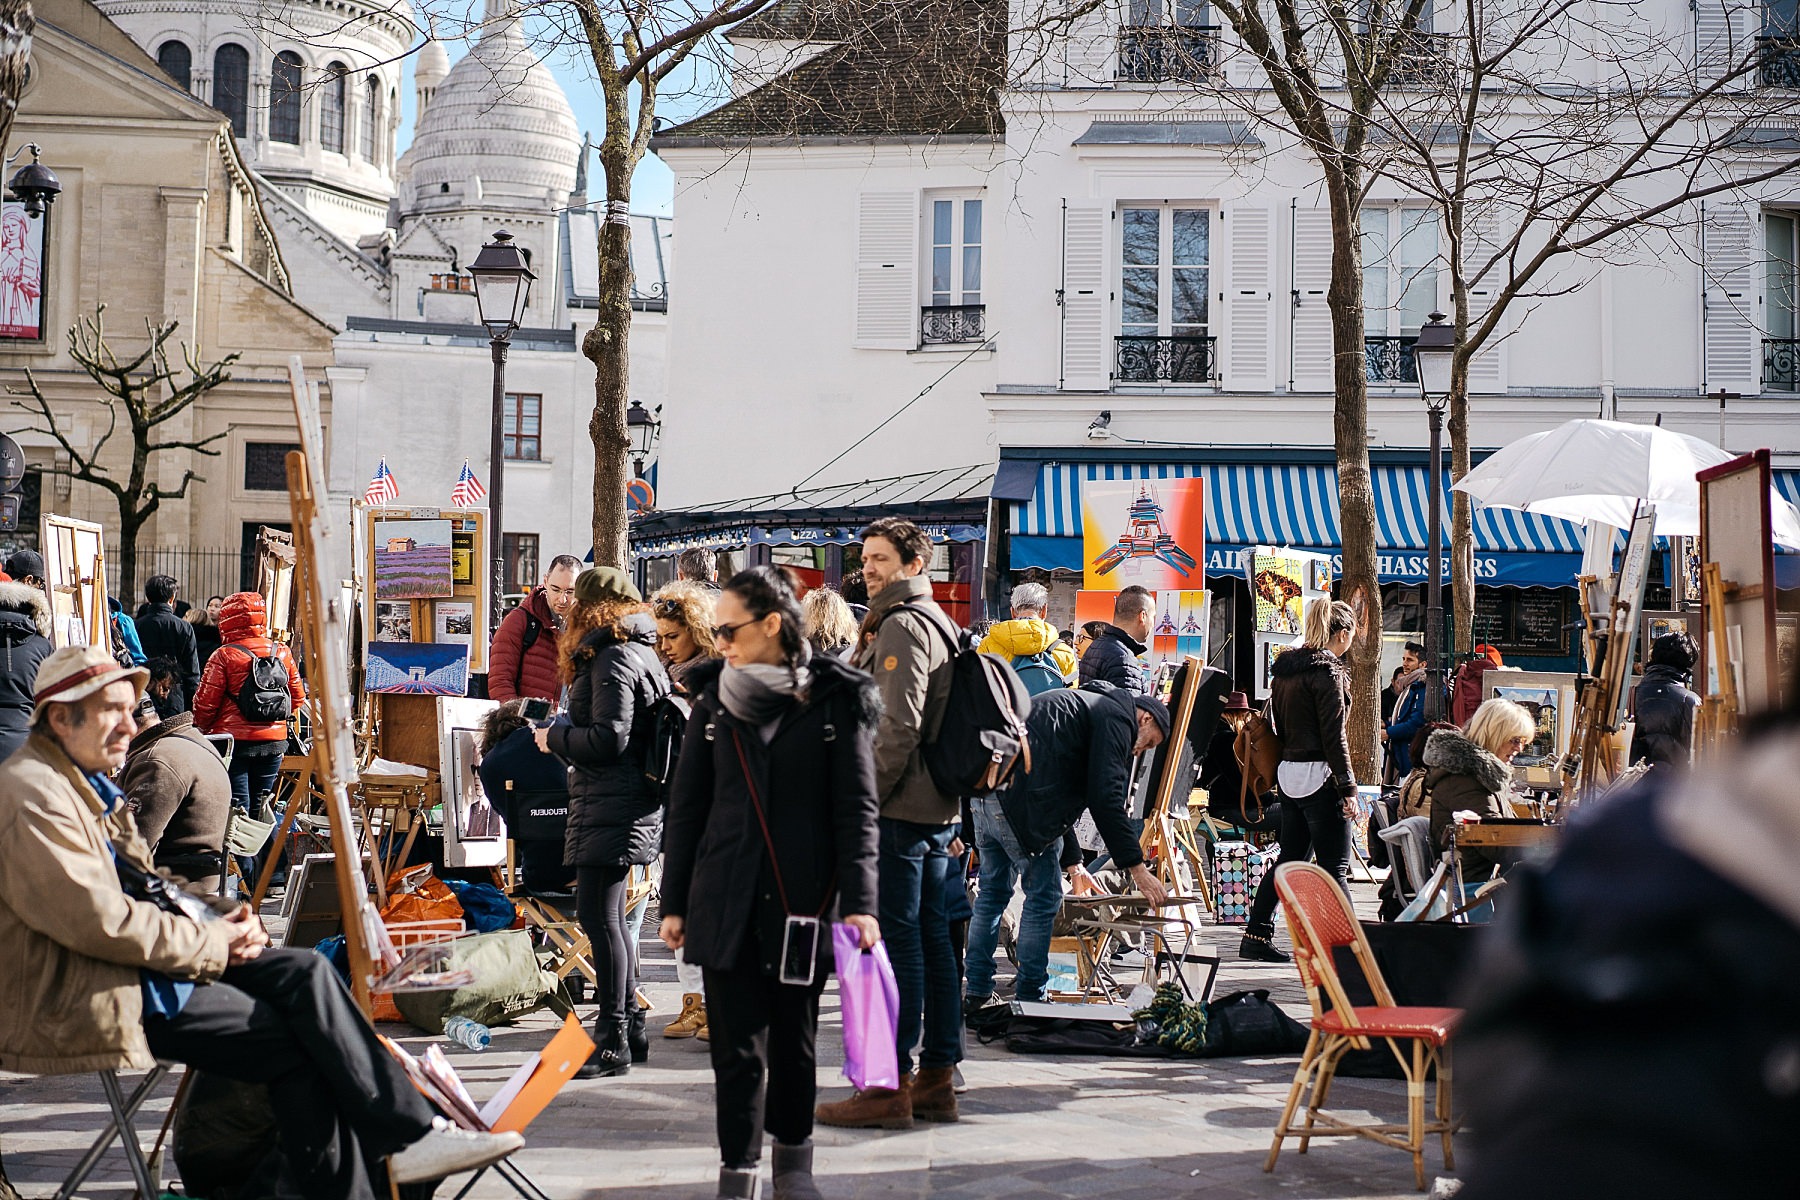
left=1005, top=459, right=1588, bottom=586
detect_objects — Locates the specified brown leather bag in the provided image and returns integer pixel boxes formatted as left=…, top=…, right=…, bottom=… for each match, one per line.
left=1232, top=703, right=1285, bottom=825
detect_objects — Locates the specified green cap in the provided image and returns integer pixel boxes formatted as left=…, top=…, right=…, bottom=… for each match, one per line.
left=574, top=565, right=641, bottom=604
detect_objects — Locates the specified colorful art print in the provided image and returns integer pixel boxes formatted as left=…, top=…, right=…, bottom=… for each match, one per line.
left=452, top=531, right=476, bottom=586
left=1254, top=633, right=1298, bottom=698
left=373, top=601, right=412, bottom=643
left=373, top=519, right=455, bottom=599
left=1249, top=551, right=1306, bottom=636
left=435, top=601, right=475, bottom=645
left=366, top=640, right=470, bottom=696
left=1149, top=590, right=1210, bottom=673
left=1080, top=477, right=1206, bottom=592
left=1307, top=559, right=1333, bottom=594
left=1492, top=686, right=1560, bottom=766
left=0, top=202, right=47, bottom=341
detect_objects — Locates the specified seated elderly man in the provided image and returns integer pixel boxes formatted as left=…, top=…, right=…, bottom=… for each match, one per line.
left=0, top=646, right=521, bottom=1198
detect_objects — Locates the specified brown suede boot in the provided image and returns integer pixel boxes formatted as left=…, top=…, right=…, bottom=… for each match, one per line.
left=910, top=1066, right=959, bottom=1123
left=814, top=1077, right=914, bottom=1130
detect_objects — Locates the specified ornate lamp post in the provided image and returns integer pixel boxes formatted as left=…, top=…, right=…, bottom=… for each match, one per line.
left=1413, top=312, right=1456, bottom=721
left=625, top=400, right=660, bottom=478
left=467, top=229, right=535, bottom=635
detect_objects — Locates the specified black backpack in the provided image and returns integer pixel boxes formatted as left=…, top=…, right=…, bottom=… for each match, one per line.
left=642, top=693, right=693, bottom=794
left=882, top=601, right=1032, bottom=799
left=224, top=643, right=293, bottom=724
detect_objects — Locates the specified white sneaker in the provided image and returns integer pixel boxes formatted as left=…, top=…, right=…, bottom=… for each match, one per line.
left=388, top=1118, right=524, bottom=1184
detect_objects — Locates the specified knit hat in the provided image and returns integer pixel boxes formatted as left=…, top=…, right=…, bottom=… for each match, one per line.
left=33, top=644, right=148, bottom=720
left=573, top=566, right=641, bottom=604
left=1133, top=694, right=1172, bottom=739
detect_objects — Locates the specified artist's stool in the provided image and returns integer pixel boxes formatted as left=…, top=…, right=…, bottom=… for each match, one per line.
left=54, top=1065, right=172, bottom=1200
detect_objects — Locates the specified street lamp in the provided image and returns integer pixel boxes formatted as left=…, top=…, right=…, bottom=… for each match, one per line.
left=1413, top=311, right=1456, bottom=721
left=625, top=400, right=660, bottom=478
left=468, top=229, right=536, bottom=635
left=5, top=144, right=61, bottom=218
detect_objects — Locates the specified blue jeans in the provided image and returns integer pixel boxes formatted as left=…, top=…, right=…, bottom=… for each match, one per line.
left=229, top=749, right=284, bottom=885
left=877, top=817, right=963, bottom=1075
left=963, top=796, right=1064, bottom=1003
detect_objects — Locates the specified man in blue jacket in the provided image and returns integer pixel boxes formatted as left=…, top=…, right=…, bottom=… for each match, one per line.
left=1384, top=642, right=1429, bottom=777
left=963, top=684, right=1170, bottom=1013
left=1078, top=586, right=1155, bottom=693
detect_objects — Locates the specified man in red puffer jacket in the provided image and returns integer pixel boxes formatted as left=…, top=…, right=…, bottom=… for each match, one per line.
left=194, top=592, right=305, bottom=832
left=489, top=555, right=580, bottom=703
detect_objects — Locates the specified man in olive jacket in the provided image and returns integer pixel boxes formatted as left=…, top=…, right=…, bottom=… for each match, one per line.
left=819, top=518, right=962, bottom=1130
left=122, top=704, right=232, bottom=894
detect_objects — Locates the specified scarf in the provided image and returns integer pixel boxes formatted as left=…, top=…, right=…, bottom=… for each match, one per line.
left=1393, top=666, right=1427, bottom=696
left=719, top=656, right=811, bottom=740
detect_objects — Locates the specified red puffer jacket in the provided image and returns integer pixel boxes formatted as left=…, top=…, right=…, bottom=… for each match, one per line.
left=193, top=592, right=305, bottom=746
left=488, top=588, right=563, bottom=703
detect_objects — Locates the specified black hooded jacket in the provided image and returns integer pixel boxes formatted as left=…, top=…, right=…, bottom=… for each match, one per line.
left=1269, top=644, right=1357, bottom=797
left=0, top=581, right=52, bottom=763
left=661, top=655, right=882, bottom=978
left=1079, top=624, right=1148, bottom=693
left=546, top=612, right=672, bottom=867
left=1629, top=663, right=1699, bottom=771
left=995, top=682, right=1146, bottom=871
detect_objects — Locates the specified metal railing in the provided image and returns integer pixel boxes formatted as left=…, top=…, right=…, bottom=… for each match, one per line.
left=1763, top=337, right=1800, bottom=390
left=1116, top=25, right=1219, bottom=83
left=1759, top=36, right=1800, bottom=89
left=1115, top=335, right=1218, bottom=384
left=1365, top=335, right=1420, bottom=384
left=920, top=304, right=987, bottom=345
left=1385, top=31, right=1455, bottom=88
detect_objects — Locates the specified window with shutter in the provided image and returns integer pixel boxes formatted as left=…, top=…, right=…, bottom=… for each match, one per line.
left=1226, top=205, right=1272, bottom=390
left=1360, top=206, right=1441, bottom=385
left=1061, top=203, right=1109, bottom=389
left=1116, top=204, right=1214, bottom=385
left=1462, top=210, right=1506, bottom=393
left=1765, top=210, right=1798, bottom=390
left=1696, top=0, right=1757, bottom=88
left=852, top=191, right=919, bottom=350
left=1704, top=202, right=1761, bottom=394
left=1291, top=207, right=1335, bottom=391
left=1064, top=0, right=1120, bottom=87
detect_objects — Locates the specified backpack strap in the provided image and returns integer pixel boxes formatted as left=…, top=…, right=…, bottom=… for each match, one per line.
left=515, top=610, right=543, bottom=695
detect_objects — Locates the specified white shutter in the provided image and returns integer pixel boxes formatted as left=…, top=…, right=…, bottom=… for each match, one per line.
left=1225, top=204, right=1272, bottom=390
left=1463, top=211, right=1506, bottom=394
left=853, top=191, right=918, bottom=350
left=1061, top=203, right=1109, bottom=391
left=1695, top=0, right=1756, bottom=88
left=1291, top=207, right=1335, bottom=392
left=1703, top=201, right=1761, bottom=395
left=1063, top=0, right=1118, bottom=87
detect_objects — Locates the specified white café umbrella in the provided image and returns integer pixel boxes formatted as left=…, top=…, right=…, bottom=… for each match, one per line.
left=1452, top=418, right=1800, bottom=548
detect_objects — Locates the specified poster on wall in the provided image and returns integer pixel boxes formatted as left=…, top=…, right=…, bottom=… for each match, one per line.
left=1081, top=477, right=1206, bottom=592
left=1248, top=549, right=1306, bottom=636
left=373, top=518, right=455, bottom=599
left=0, top=202, right=46, bottom=342
left=1148, top=590, right=1209, bottom=673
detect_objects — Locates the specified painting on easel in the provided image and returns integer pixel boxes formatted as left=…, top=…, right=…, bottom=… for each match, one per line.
left=39, top=513, right=105, bottom=648
left=367, top=641, right=470, bottom=696
left=373, top=518, right=455, bottom=599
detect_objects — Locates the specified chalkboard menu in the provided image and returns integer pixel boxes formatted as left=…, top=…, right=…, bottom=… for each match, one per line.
left=1473, top=588, right=1569, bottom=655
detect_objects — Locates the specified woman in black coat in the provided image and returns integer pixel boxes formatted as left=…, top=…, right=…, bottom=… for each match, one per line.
left=660, top=567, right=881, bottom=1200
left=536, top=566, right=671, bottom=1078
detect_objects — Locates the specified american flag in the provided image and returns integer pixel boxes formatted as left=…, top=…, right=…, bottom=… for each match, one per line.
left=451, top=460, right=487, bottom=508
left=363, top=458, right=399, bottom=504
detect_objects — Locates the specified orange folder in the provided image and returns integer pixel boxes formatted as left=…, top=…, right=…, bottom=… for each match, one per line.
left=482, top=1013, right=597, bottom=1134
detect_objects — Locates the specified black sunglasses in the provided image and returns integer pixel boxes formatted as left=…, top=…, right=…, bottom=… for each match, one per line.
left=653, top=599, right=683, bottom=618
left=712, top=619, right=757, bottom=644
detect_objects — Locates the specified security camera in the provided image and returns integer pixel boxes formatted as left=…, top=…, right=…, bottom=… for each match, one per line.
left=1086, top=410, right=1113, bottom=441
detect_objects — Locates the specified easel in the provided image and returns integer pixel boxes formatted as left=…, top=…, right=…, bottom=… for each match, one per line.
left=1696, top=562, right=1740, bottom=757
left=1139, top=656, right=1214, bottom=919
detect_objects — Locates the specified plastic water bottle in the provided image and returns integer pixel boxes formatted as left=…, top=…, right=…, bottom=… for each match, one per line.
left=444, top=1016, right=491, bottom=1051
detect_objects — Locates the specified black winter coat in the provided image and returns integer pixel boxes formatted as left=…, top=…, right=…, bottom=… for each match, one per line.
left=995, top=683, right=1145, bottom=871
left=0, top=581, right=52, bottom=764
left=661, top=656, right=881, bottom=978
left=477, top=725, right=575, bottom=894
left=1270, top=644, right=1356, bottom=797
left=1629, top=664, right=1698, bottom=772
left=1078, top=624, right=1148, bottom=693
left=135, top=605, right=200, bottom=705
left=546, top=613, right=671, bottom=868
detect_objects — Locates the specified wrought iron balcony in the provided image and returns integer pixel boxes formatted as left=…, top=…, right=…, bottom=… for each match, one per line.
left=1759, top=36, right=1800, bottom=89
left=920, top=304, right=987, bottom=345
left=1366, top=335, right=1419, bottom=384
left=1116, top=25, right=1219, bottom=84
left=1763, top=337, right=1800, bottom=391
left=1385, top=31, right=1455, bottom=88
left=1115, top=335, right=1217, bottom=385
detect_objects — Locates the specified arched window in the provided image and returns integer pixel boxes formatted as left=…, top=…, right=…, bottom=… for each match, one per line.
left=321, top=61, right=348, bottom=154
left=270, top=51, right=304, bottom=144
left=212, top=44, right=249, bottom=136
left=361, top=76, right=381, bottom=162
left=157, top=41, right=191, bottom=92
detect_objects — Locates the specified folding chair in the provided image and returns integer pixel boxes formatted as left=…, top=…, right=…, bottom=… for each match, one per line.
left=1379, top=816, right=1434, bottom=905
left=54, top=1066, right=171, bottom=1200
left=1266, top=862, right=1460, bottom=1191
left=514, top=891, right=597, bottom=1001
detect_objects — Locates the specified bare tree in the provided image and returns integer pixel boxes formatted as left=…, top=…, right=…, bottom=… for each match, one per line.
left=8, top=307, right=237, bottom=594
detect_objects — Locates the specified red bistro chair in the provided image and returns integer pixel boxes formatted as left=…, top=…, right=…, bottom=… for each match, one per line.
left=1265, top=861, right=1461, bottom=1191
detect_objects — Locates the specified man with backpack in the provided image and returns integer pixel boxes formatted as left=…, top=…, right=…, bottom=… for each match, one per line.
left=818, top=518, right=965, bottom=1131
left=193, top=592, right=305, bottom=873
left=977, top=582, right=1076, bottom=695
left=488, top=555, right=581, bottom=703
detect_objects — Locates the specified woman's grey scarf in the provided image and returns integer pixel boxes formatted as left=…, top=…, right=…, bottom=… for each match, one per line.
left=719, top=652, right=812, bottom=740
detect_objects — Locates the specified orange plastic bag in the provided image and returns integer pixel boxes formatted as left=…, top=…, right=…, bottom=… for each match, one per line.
left=381, top=866, right=463, bottom=926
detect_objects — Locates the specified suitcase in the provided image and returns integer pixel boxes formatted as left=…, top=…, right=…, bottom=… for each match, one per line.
left=1210, top=840, right=1275, bottom=925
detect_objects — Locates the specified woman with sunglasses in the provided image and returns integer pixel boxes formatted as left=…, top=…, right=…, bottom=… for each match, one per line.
left=536, top=566, right=671, bottom=1079
left=660, top=566, right=882, bottom=1200
left=651, top=581, right=720, bottom=692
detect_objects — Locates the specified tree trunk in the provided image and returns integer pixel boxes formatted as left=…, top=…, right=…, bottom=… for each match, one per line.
left=1325, top=172, right=1383, bottom=782
left=1448, top=375, right=1474, bottom=655
left=583, top=149, right=635, bottom=570
left=0, top=1, right=32, bottom=154
left=115, top=505, right=143, bottom=604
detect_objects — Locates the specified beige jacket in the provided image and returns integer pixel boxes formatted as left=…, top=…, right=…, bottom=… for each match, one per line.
left=855, top=576, right=956, bottom=825
left=0, top=734, right=234, bottom=1074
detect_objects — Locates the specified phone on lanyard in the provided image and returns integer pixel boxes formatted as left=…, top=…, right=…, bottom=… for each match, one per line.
left=779, top=916, right=822, bottom=986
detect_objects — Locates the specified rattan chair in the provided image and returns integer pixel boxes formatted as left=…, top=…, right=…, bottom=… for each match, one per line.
left=1265, top=861, right=1461, bottom=1191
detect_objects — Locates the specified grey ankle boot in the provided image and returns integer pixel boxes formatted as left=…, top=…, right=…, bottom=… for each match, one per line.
left=717, top=1165, right=761, bottom=1199
left=771, top=1141, right=823, bottom=1200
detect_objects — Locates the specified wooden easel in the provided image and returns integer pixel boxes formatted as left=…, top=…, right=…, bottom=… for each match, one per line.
left=1697, top=562, right=1740, bottom=758
left=1139, top=656, right=1214, bottom=919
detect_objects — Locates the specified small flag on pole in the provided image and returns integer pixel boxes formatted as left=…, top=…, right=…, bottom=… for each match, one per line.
left=363, top=457, right=399, bottom=504
left=451, top=460, right=487, bottom=508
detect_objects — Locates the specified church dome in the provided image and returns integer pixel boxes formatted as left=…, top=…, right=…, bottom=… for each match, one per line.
left=403, top=8, right=579, bottom=214
left=415, top=37, right=450, bottom=86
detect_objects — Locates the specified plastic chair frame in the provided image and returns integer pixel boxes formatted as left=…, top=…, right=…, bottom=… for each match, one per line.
left=1265, top=862, right=1459, bottom=1191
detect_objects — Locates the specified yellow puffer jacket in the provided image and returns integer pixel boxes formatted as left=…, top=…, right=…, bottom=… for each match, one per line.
left=978, top=618, right=1078, bottom=683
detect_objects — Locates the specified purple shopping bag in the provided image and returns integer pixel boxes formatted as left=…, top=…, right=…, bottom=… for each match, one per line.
left=832, top=922, right=901, bottom=1092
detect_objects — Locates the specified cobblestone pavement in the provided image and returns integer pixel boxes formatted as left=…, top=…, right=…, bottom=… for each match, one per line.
left=0, top=877, right=1457, bottom=1199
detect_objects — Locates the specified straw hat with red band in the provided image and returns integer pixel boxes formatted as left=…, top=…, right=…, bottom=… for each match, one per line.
left=32, top=645, right=149, bottom=721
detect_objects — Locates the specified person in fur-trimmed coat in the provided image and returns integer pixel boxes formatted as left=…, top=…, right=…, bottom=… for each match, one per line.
left=0, top=580, right=52, bottom=763
left=1424, top=698, right=1538, bottom=881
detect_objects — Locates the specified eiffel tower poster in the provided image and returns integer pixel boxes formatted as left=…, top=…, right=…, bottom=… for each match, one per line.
left=1081, top=476, right=1207, bottom=591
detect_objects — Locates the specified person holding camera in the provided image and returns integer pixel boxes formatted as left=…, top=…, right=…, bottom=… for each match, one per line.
left=660, top=567, right=881, bottom=1200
